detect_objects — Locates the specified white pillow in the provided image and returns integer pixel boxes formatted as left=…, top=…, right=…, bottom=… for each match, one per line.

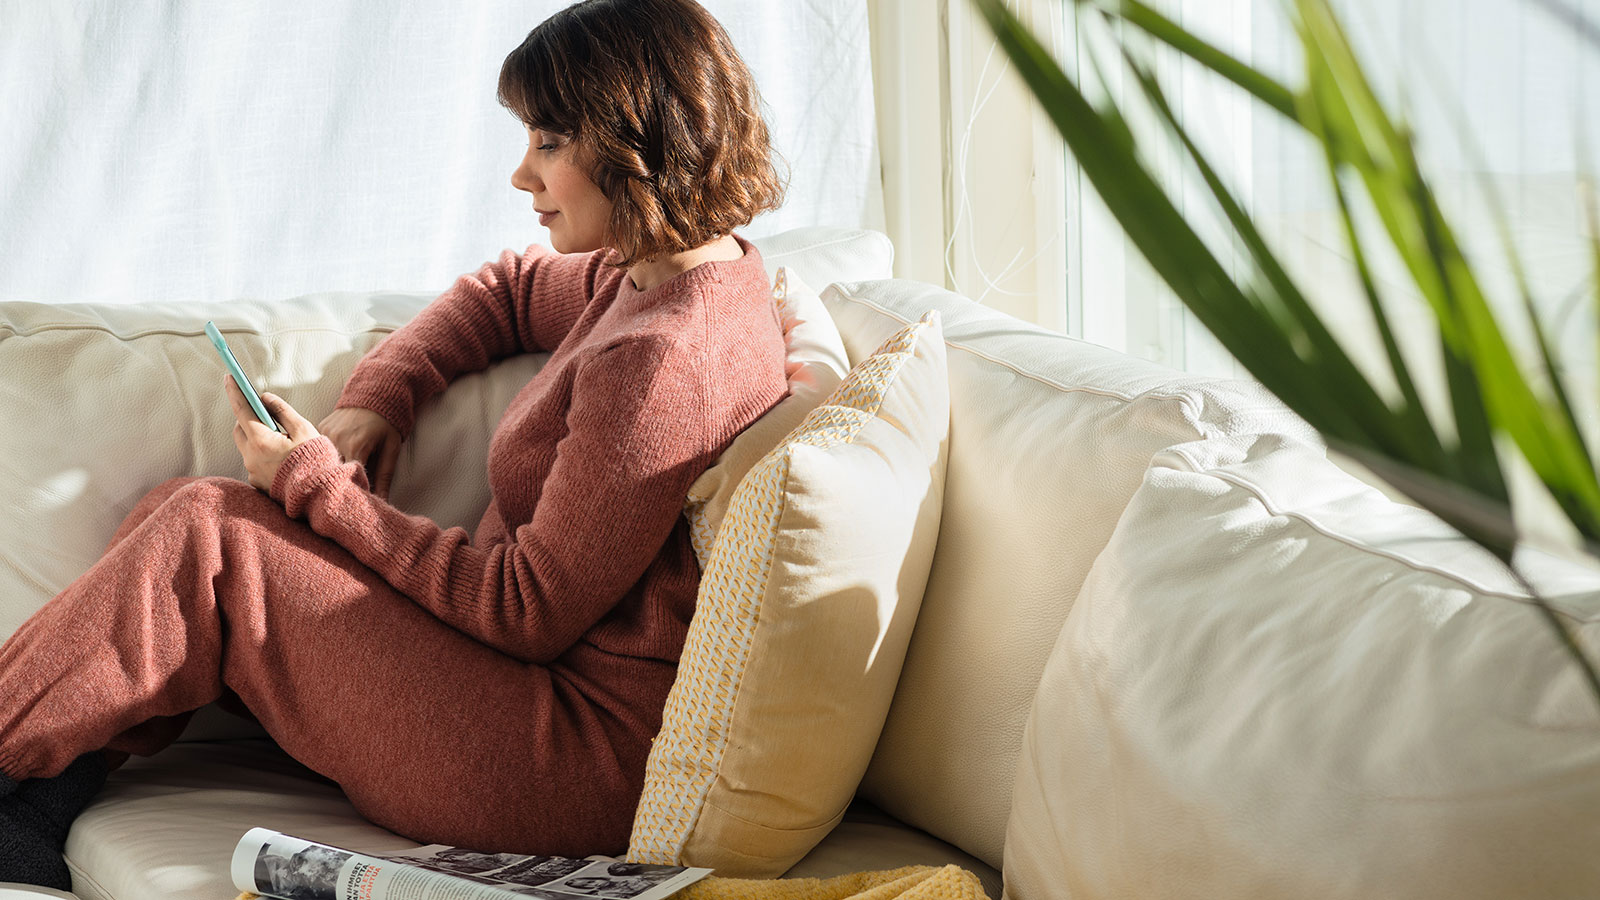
left=754, top=227, right=894, bottom=287
left=1005, top=432, right=1600, bottom=900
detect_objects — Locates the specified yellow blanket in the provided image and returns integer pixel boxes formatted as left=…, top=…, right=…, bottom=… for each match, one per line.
left=679, top=865, right=989, bottom=899
left=234, top=864, right=991, bottom=900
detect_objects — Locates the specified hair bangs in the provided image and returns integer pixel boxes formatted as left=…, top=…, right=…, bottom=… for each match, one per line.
left=497, top=22, right=582, bottom=137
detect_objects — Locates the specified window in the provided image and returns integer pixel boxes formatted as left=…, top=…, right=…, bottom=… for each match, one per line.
left=1067, top=0, right=1599, bottom=398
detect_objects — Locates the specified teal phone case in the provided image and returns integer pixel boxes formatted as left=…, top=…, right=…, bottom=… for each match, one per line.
left=204, top=321, right=286, bottom=434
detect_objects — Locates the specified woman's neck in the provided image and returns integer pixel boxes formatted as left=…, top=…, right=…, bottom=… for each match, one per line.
left=626, top=234, right=744, bottom=292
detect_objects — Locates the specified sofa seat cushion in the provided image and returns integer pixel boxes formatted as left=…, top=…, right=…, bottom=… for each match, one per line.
left=1005, top=432, right=1600, bottom=900
left=63, top=741, right=996, bottom=900
left=788, top=804, right=1000, bottom=900
left=65, top=741, right=418, bottom=900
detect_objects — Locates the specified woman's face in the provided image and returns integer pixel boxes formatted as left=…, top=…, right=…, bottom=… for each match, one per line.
left=511, top=126, right=613, bottom=254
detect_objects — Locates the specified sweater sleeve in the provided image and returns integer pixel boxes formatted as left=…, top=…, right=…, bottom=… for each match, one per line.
left=271, top=336, right=709, bottom=664
left=335, top=245, right=607, bottom=436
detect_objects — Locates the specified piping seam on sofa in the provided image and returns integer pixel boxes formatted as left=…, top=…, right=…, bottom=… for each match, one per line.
left=826, top=286, right=1214, bottom=417
left=1160, top=442, right=1599, bottom=621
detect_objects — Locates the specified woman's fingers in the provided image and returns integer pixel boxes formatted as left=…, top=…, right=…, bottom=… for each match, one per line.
left=259, top=392, right=318, bottom=442
left=224, top=376, right=280, bottom=445
left=320, top=409, right=373, bottom=464
left=323, top=425, right=385, bottom=493
left=374, top=436, right=401, bottom=500
left=313, top=406, right=401, bottom=496
left=222, top=375, right=253, bottom=428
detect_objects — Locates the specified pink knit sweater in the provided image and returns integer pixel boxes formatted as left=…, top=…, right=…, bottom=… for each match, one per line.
left=269, top=235, right=786, bottom=667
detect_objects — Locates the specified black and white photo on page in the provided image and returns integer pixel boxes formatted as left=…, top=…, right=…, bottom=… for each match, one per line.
left=253, top=841, right=353, bottom=900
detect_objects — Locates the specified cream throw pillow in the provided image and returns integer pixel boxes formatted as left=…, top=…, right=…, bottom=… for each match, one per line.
left=684, top=267, right=850, bottom=564
left=630, top=311, right=950, bottom=877
left=1005, top=433, right=1600, bottom=900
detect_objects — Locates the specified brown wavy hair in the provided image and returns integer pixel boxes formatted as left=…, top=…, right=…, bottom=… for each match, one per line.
left=498, top=0, right=786, bottom=267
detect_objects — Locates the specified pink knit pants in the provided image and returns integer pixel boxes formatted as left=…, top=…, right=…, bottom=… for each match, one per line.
left=0, top=476, right=674, bottom=856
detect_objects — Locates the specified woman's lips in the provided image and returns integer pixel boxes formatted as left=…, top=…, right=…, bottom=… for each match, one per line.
left=537, top=210, right=558, bottom=227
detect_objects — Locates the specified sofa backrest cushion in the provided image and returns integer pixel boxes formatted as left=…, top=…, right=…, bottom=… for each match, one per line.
left=757, top=228, right=895, bottom=288
left=819, top=279, right=1319, bottom=868
left=0, top=226, right=891, bottom=645
left=1006, top=432, right=1600, bottom=900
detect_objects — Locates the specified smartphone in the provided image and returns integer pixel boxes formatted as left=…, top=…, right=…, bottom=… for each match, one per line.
left=204, top=321, right=286, bottom=434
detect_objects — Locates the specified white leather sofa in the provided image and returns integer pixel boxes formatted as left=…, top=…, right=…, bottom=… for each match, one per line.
left=3, top=227, right=1597, bottom=900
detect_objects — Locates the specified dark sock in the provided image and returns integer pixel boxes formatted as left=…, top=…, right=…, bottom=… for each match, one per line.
left=0, top=753, right=109, bottom=890
left=0, top=795, right=70, bottom=889
left=0, top=772, right=16, bottom=799
left=16, top=753, right=109, bottom=837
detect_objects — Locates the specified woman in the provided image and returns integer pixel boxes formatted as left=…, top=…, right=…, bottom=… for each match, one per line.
left=0, top=0, right=787, bottom=888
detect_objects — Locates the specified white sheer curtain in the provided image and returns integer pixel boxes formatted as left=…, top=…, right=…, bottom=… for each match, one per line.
left=0, top=0, right=882, bottom=304
left=1068, top=0, right=1600, bottom=400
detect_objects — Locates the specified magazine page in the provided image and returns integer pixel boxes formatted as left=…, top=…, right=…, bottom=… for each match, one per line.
left=232, top=828, right=710, bottom=900
left=378, top=845, right=710, bottom=900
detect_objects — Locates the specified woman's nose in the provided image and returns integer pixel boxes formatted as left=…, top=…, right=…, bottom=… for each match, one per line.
left=511, top=157, right=540, bottom=194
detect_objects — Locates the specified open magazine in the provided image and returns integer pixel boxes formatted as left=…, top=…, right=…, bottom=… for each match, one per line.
left=231, top=828, right=712, bottom=900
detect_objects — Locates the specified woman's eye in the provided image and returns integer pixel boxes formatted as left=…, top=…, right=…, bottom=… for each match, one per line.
left=538, top=144, right=557, bottom=152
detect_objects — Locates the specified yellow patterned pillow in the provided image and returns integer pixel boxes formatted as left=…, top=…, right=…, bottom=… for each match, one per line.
left=629, top=310, right=949, bottom=877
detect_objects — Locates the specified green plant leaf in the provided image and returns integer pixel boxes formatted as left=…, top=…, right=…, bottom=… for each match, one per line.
left=1294, top=0, right=1600, bottom=535
left=1591, top=191, right=1600, bottom=483
left=1332, top=440, right=1516, bottom=557
left=1081, top=0, right=1299, bottom=120
left=1439, top=324, right=1511, bottom=515
left=1312, top=124, right=1441, bottom=470
left=1113, top=44, right=1426, bottom=459
left=1460, top=126, right=1595, bottom=474
left=973, top=0, right=1357, bottom=436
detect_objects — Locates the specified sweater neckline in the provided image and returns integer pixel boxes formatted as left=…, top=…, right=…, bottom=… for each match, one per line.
left=616, top=234, right=761, bottom=300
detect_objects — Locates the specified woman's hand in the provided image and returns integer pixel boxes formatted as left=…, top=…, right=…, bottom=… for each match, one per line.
left=224, top=376, right=320, bottom=494
left=317, top=406, right=404, bottom=499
